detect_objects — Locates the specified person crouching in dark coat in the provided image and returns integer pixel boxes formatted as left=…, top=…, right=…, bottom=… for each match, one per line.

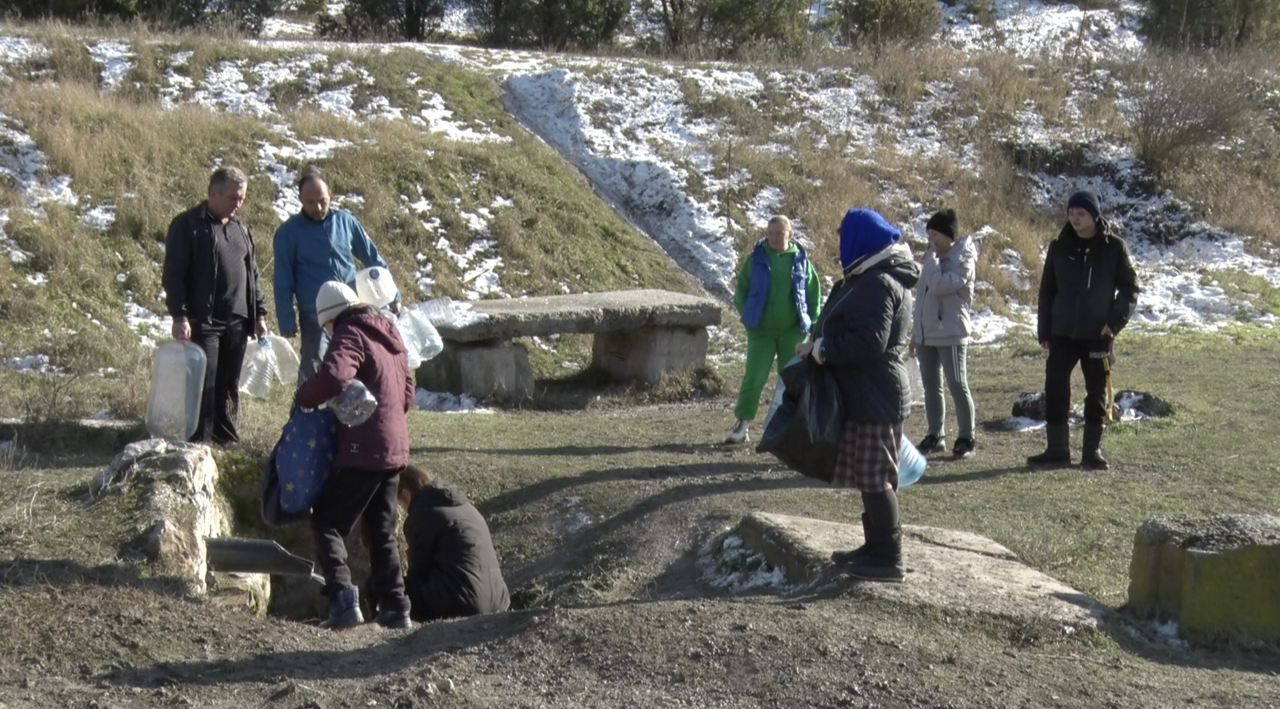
left=397, top=465, right=510, bottom=622
left=796, top=208, right=920, bottom=582
left=1027, top=190, right=1139, bottom=470
left=297, top=281, right=416, bottom=630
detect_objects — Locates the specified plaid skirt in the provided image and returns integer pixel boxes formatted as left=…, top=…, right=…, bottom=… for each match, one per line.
left=830, top=419, right=904, bottom=492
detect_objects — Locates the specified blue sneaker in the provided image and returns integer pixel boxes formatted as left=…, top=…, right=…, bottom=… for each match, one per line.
left=319, top=584, right=363, bottom=630
left=375, top=609, right=412, bottom=629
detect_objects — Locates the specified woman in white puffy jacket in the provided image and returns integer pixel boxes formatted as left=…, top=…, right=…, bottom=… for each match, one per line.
left=909, top=209, right=978, bottom=458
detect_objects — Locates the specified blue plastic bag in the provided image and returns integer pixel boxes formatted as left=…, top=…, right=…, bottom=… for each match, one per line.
left=274, top=407, right=339, bottom=514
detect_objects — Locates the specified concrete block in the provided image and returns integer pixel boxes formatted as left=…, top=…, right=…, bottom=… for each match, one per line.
left=591, top=326, right=708, bottom=384
left=417, top=340, right=534, bottom=402
left=1127, top=514, right=1280, bottom=643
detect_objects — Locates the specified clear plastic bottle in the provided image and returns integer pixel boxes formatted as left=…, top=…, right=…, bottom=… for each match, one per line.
left=240, top=338, right=280, bottom=398
left=262, top=334, right=300, bottom=386
left=146, top=340, right=207, bottom=440
left=327, top=378, right=379, bottom=426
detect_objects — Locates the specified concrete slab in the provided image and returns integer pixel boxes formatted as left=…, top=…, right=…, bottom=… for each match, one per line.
left=434, top=290, right=722, bottom=343
left=738, top=512, right=1106, bottom=629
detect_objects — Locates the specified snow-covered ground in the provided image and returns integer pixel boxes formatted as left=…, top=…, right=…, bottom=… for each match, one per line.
left=2, top=1, right=1280, bottom=407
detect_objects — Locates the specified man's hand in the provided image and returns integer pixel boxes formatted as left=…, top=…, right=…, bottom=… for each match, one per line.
left=1101, top=325, right=1115, bottom=338
left=795, top=342, right=815, bottom=358
left=908, top=341, right=918, bottom=359
left=281, top=330, right=297, bottom=338
left=255, top=316, right=269, bottom=339
left=172, top=317, right=191, bottom=341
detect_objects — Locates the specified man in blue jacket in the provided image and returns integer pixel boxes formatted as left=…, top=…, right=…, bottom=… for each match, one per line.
left=273, top=168, right=400, bottom=384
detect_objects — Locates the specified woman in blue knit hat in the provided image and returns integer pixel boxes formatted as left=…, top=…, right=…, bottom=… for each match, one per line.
left=795, top=208, right=919, bottom=582
left=1028, top=190, right=1139, bottom=470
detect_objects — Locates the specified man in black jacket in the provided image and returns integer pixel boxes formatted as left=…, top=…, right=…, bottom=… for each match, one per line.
left=1028, top=190, right=1139, bottom=469
left=162, top=166, right=268, bottom=445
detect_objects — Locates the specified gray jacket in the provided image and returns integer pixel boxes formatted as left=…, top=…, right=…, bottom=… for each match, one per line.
left=911, top=235, right=976, bottom=346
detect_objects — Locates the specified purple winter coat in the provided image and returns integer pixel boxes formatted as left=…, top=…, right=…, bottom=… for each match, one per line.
left=296, top=305, right=414, bottom=472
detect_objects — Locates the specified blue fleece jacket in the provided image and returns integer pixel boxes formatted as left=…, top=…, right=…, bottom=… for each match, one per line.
left=272, top=209, right=394, bottom=333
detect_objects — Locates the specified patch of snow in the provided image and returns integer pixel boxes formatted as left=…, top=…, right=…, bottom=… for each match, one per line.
left=81, top=205, right=116, bottom=231
left=414, top=388, right=491, bottom=413
left=1003, top=416, right=1047, bottom=432
left=412, top=90, right=510, bottom=143
left=261, top=17, right=316, bottom=38
left=88, top=41, right=134, bottom=91
left=940, top=0, right=1144, bottom=61
left=0, top=109, right=78, bottom=210
left=257, top=133, right=354, bottom=221
left=125, top=298, right=172, bottom=349
left=26, top=272, right=47, bottom=286
left=3, top=353, right=62, bottom=374
left=703, top=533, right=797, bottom=593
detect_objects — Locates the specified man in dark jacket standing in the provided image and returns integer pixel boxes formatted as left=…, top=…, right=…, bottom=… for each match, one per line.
left=162, top=166, right=268, bottom=445
left=797, top=208, right=920, bottom=582
left=1028, top=190, right=1139, bottom=470
left=395, top=466, right=510, bottom=622
left=297, top=281, right=416, bottom=629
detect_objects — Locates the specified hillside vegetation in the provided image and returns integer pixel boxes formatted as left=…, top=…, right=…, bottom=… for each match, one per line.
left=1, top=16, right=1279, bottom=422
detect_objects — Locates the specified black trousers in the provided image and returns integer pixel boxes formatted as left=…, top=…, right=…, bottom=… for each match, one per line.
left=311, top=467, right=409, bottom=615
left=1044, top=337, right=1110, bottom=426
left=191, top=317, right=248, bottom=445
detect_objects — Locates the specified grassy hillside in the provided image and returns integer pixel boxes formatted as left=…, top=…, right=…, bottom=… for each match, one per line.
left=0, top=31, right=703, bottom=419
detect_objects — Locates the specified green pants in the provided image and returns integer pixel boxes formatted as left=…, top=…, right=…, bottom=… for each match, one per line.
left=735, top=328, right=808, bottom=421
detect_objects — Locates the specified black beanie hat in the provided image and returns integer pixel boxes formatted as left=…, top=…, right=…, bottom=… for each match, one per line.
left=925, top=208, right=958, bottom=240
left=1067, top=190, right=1101, bottom=221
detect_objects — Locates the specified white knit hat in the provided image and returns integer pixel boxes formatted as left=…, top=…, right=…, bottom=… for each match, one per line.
left=315, top=281, right=360, bottom=325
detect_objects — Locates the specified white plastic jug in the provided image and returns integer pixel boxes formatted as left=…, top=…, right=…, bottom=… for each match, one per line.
left=264, top=334, right=300, bottom=386
left=240, top=338, right=279, bottom=398
left=396, top=308, right=444, bottom=370
left=145, top=340, right=207, bottom=441
left=355, top=266, right=397, bottom=308
left=327, top=378, right=379, bottom=426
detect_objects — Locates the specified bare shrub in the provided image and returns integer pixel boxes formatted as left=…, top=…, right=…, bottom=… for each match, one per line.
left=1123, top=53, right=1255, bottom=176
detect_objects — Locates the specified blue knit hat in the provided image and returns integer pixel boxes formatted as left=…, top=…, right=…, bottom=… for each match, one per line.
left=839, top=208, right=901, bottom=270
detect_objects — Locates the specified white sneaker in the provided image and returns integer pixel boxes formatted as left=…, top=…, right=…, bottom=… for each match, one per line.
left=724, top=419, right=749, bottom=444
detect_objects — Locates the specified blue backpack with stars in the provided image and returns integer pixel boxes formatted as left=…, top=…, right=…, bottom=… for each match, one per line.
left=266, top=407, right=339, bottom=517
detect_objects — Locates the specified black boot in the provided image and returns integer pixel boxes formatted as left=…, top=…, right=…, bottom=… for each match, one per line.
left=842, top=490, right=904, bottom=582
left=1027, top=423, right=1071, bottom=466
left=845, top=523, right=904, bottom=583
left=831, top=513, right=871, bottom=564
left=1081, top=423, right=1108, bottom=470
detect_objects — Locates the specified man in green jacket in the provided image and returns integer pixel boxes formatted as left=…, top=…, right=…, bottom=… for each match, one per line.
left=727, top=216, right=822, bottom=444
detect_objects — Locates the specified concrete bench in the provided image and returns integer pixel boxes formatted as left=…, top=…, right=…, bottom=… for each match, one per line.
left=416, top=289, right=723, bottom=401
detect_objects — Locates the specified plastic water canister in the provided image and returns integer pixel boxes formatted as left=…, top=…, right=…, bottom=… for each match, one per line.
left=240, top=338, right=279, bottom=398
left=898, top=435, right=927, bottom=488
left=145, top=340, right=207, bottom=441
left=396, top=308, right=443, bottom=370
left=327, top=378, right=379, bottom=427
left=355, top=266, right=397, bottom=308
left=262, top=334, right=300, bottom=386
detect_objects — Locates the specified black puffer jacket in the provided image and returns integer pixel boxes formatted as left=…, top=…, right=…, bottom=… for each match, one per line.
left=812, top=244, right=920, bottom=423
left=1037, top=219, right=1140, bottom=342
left=404, top=480, right=510, bottom=622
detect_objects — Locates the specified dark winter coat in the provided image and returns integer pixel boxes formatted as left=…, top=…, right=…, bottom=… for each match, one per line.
left=403, top=480, right=510, bottom=622
left=811, top=243, right=920, bottom=423
left=162, top=202, right=267, bottom=325
left=1037, top=218, right=1140, bottom=343
left=296, top=305, right=414, bottom=472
